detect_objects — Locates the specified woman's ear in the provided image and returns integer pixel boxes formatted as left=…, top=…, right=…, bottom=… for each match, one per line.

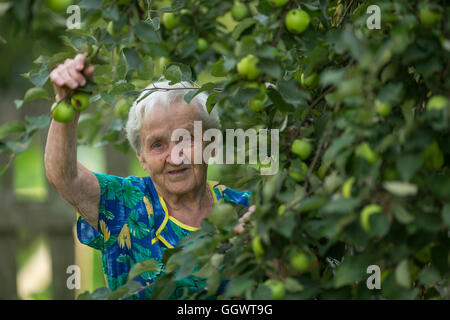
left=136, top=150, right=146, bottom=170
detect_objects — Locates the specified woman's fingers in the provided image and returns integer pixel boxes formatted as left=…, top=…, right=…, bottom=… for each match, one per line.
left=234, top=205, right=256, bottom=234
left=50, top=54, right=92, bottom=90
left=83, top=65, right=95, bottom=78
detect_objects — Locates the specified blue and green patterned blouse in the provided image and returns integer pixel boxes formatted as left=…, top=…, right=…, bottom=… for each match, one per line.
left=76, top=172, right=251, bottom=299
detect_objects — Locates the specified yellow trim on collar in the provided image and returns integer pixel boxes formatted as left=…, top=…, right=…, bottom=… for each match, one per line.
left=168, top=216, right=200, bottom=231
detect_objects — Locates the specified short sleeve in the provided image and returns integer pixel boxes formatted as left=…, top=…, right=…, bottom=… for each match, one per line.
left=76, top=172, right=132, bottom=251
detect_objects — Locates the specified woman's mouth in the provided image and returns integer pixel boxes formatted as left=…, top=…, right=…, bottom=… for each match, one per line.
left=168, top=167, right=190, bottom=176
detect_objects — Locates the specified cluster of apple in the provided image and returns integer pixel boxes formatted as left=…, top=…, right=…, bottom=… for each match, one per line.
left=51, top=92, right=90, bottom=123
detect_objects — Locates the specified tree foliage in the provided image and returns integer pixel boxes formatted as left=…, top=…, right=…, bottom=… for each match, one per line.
left=1, top=0, right=449, bottom=299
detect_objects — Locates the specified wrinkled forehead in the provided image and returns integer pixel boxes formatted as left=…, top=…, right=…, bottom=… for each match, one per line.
left=140, top=99, right=201, bottom=133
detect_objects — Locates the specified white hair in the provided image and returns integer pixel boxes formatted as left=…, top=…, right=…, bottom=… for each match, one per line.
left=126, top=80, right=221, bottom=152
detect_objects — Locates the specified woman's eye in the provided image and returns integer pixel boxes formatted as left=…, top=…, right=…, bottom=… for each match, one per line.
left=152, top=142, right=163, bottom=149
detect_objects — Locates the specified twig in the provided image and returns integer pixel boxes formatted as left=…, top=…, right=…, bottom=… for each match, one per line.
left=297, top=85, right=335, bottom=132
left=336, top=0, right=355, bottom=28
left=135, top=86, right=223, bottom=92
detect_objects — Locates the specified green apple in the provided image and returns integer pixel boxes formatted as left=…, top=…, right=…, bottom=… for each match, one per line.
left=231, top=2, right=248, bottom=21
left=252, top=235, right=264, bottom=256
left=268, top=0, right=289, bottom=7
left=423, top=141, right=444, bottom=171
left=291, top=139, right=312, bottom=160
left=52, top=101, right=75, bottom=123
left=301, top=72, right=319, bottom=89
left=197, top=37, right=208, bottom=52
left=264, top=279, right=285, bottom=300
left=342, top=177, right=355, bottom=198
left=285, top=9, right=310, bottom=34
left=375, top=99, right=392, bottom=117
left=107, top=21, right=129, bottom=37
left=46, top=0, right=72, bottom=13
left=249, top=92, right=268, bottom=112
left=355, top=142, right=378, bottom=164
left=426, top=95, right=448, bottom=111
left=419, top=7, right=442, bottom=28
left=71, top=92, right=90, bottom=111
left=208, top=203, right=237, bottom=228
left=162, top=12, right=179, bottom=30
left=237, top=54, right=260, bottom=80
left=289, top=160, right=308, bottom=182
left=158, top=57, right=171, bottom=72
left=291, top=251, right=310, bottom=272
left=115, top=99, right=130, bottom=118
left=360, top=204, right=383, bottom=233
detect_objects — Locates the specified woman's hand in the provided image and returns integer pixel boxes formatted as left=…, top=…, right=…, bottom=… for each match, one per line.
left=49, top=53, right=94, bottom=101
left=234, top=205, right=256, bottom=234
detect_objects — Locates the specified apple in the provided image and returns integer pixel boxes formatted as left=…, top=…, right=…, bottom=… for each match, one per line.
left=52, top=101, right=75, bottom=123
left=355, top=142, right=378, bottom=164
left=252, top=235, right=264, bottom=256
left=264, top=279, right=285, bottom=300
left=197, top=38, right=208, bottom=52
left=291, top=251, right=311, bottom=272
left=423, top=141, right=444, bottom=171
left=277, top=204, right=286, bottom=216
left=115, top=99, right=130, bottom=118
left=426, top=95, right=448, bottom=111
left=291, top=139, right=312, bottom=159
left=46, top=0, right=72, bottom=13
left=158, top=57, right=171, bottom=71
left=342, top=177, right=355, bottom=198
left=301, top=72, right=319, bottom=89
left=285, top=9, right=310, bottom=34
left=231, top=2, right=248, bottom=21
left=289, top=160, right=308, bottom=182
left=249, top=92, right=268, bottom=112
left=237, top=54, right=260, bottom=80
left=162, top=12, right=179, bottom=30
left=71, top=92, right=90, bottom=111
left=208, top=203, right=237, bottom=228
left=419, top=7, right=442, bottom=28
left=268, top=0, right=289, bottom=7
left=375, top=99, right=392, bottom=117
left=107, top=21, right=129, bottom=37
left=360, top=204, right=383, bottom=233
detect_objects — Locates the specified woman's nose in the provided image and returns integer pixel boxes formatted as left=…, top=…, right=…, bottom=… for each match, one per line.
left=166, top=141, right=188, bottom=165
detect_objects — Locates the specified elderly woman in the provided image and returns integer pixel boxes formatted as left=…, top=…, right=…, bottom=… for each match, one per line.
left=45, top=54, right=253, bottom=299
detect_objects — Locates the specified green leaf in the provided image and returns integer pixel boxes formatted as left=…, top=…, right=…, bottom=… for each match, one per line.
left=0, top=121, right=26, bottom=139
left=78, top=0, right=102, bottom=10
left=277, top=79, right=310, bottom=104
left=23, top=87, right=49, bottom=103
left=116, top=52, right=128, bottom=79
left=25, top=115, right=50, bottom=134
left=395, top=260, right=411, bottom=289
left=334, top=254, right=370, bottom=288
left=211, top=59, right=227, bottom=77
left=164, top=65, right=182, bottom=84
left=442, top=203, right=450, bottom=228
left=383, top=181, right=418, bottom=197
left=109, top=82, right=135, bottom=95
left=134, top=21, right=160, bottom=43
left=391, top=202, right=414, bottom=224
left=395, top=153, right=423, bottom=181
left=231, top=18, right=256, bottom=40
left=128, top=259, right=159, bottom=281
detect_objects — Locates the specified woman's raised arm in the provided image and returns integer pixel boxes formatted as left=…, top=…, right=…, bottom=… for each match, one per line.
left=44, top=54, right=100, bottom=229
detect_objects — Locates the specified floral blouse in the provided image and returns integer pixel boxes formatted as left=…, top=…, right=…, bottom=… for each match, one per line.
left=76, top=172, right=251, bottom=299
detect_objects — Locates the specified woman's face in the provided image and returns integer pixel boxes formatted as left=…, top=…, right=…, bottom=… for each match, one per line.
left=136, top=99, right=208, bottom=196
